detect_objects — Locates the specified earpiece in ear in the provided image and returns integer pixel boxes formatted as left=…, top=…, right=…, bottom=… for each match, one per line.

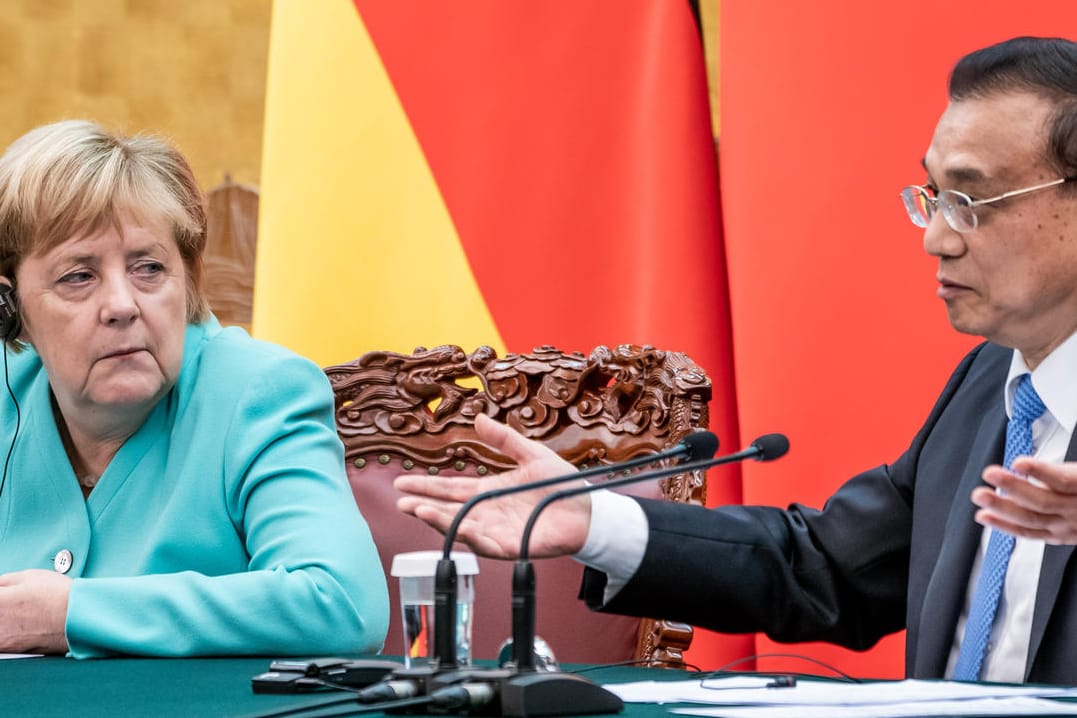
left=0, top=283, right=19, bottom=341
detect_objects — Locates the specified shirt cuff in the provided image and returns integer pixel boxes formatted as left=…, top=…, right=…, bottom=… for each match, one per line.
left=573, top=489, right=648, bottom=603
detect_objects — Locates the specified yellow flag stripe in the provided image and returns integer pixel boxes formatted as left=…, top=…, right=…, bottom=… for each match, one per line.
left=253, top=0, right=504, bottom=367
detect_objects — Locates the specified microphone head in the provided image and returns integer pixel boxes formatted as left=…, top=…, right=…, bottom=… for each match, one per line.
left=682, top=430, right=719, bottom=461
left=750, top=433, right=789, bottom=461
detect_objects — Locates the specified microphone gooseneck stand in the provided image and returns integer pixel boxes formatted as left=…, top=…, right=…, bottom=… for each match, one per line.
left=505, top=433, right=790, bottom=715
left=491, top=437, right=791, bottom=717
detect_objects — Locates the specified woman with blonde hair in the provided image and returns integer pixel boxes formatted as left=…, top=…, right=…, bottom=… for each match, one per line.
left=0, top=120, right=388, bottom=658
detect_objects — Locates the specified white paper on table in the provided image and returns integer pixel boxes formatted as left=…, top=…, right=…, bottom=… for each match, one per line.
left=0, top=653, right=43, bottom=659
left=607, top=677, right=773, bottom=702
left=603, top=677, right=1077, bottom=706
left=670, top=696, right=1077, bottom=717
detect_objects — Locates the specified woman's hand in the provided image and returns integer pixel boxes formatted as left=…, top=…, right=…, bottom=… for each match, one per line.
left=0, top=569, right=71, bottom=654
left=395, top=413, right=593, bottom=560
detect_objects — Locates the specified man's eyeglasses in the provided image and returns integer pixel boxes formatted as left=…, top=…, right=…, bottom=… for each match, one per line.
left=900, top=176, right=1077, bottom=232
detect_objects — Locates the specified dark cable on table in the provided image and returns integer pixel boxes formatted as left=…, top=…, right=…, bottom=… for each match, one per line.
left=698, top=651, right=862, bottom=690
left=245, top=693, right=432, bottom=718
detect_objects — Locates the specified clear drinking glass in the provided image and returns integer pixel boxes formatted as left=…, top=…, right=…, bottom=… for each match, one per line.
left=390, top=550, right=478, bottom=668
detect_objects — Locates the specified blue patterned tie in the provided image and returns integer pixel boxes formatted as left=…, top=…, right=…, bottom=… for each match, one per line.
left=953, top=373, right=1046, bottom=681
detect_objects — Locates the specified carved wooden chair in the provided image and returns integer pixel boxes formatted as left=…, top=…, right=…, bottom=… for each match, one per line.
left=204, top=177, right=258, bottom=331
left=325, top=344, right=712, bottom=667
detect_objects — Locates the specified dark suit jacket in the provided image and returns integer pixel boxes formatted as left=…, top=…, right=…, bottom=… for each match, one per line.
left=581, top=342, right=1077, bottom=683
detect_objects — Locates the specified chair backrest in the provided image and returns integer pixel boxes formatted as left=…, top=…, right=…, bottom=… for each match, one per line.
left=325, top=343, right=712, bottom=667
left=204, top=177, right=258, bottom=331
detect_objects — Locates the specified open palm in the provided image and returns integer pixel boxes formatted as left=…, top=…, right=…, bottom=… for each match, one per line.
left=395, top=413, right=593, bottom=559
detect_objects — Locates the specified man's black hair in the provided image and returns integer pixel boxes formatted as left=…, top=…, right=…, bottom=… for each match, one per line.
left=950, top=37, right=1077, bottom=176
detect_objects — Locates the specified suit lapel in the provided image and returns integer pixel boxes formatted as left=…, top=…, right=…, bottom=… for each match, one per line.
left=913, top=409, right=1005, bottom=678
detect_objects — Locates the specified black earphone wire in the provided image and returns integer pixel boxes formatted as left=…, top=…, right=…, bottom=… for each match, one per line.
left=0, top=340, right=21, bottom=500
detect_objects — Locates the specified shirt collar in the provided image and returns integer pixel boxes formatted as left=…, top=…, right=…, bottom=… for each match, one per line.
left=1006, top=330, right=1077, bottom=436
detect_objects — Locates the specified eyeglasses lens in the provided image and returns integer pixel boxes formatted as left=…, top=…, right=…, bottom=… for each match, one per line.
left=901, top=187, right=932, bottom=228
left=938, top=191, right=977, bottom=231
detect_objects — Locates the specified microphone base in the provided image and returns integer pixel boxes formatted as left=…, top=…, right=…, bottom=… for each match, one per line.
left=428, top=668, right=622, bottom=717
left=499, top=671, right=623, bottom=717
left=388, top=665, right=623, bottom=716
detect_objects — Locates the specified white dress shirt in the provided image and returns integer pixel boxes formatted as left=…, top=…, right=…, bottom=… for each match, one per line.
left=575, top=487, right=649, bottom=598
left=944, top=331, right=1077, bottom=682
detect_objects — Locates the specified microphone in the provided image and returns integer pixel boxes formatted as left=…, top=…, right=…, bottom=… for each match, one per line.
left=512, top=433, right=789, bottom=671
left=442, top=434, right=784, bottom=717
left=518, top=431, right=787, bottom=564
left=432, top=428, right=719, bottom=668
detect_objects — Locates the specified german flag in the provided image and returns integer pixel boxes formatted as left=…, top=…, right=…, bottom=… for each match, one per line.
left=253, top=0, right=743, bottom=669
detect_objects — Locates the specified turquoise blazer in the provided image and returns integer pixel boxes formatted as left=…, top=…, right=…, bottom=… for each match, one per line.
left=0, top=317, right=389, bottom=658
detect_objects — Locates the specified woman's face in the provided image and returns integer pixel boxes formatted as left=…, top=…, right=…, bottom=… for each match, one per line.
left=15, top=215, right=188, bottom=423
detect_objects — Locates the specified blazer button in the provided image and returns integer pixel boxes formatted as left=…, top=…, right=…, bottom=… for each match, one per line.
left=53, top=549, right=73, bottom=574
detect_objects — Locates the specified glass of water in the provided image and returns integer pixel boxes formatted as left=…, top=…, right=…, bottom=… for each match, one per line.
left=390, top=550, right=478, bottom=667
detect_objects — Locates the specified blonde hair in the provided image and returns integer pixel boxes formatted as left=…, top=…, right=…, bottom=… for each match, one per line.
left=0, top=119, right=209, bottom=324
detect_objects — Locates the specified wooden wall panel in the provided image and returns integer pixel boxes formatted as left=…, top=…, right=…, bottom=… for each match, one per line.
left=0, top=0, right=271, bottom=189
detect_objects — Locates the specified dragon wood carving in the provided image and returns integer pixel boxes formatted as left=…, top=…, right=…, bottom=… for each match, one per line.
left=325, top=344, right=712, bottom=505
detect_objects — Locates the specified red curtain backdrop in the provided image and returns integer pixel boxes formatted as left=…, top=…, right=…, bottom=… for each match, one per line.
left=722, top=2, right=1077, bottom=679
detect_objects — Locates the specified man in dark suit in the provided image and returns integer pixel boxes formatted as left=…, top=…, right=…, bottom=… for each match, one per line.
left=395, top=36, right=1077, bottom=684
